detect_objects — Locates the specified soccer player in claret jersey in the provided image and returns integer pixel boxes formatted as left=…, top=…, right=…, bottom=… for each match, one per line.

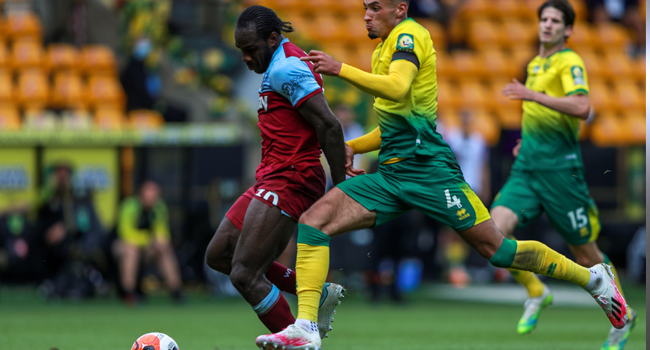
left=491, top=1, right=637, bottom=348
left=204, top=5, right=347, bottom=341
left=255, top=1, right=629, bottom=349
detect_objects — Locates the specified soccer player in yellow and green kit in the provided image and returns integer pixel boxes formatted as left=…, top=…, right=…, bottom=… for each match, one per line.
left=490, top=1, right=637, bottom=348
left=254, top=1, right=629, bottom=349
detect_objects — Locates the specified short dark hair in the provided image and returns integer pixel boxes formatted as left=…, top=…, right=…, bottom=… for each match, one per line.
left=538, top=0, right=575, bottom=27
left=236, top=5, right=294, bottom=41
left=391, top=0, right=410, bottom=6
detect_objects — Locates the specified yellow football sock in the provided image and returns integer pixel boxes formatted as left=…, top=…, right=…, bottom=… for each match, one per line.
left=508, top=269, right=545, bottom=298
left=603, top=253, right=625, bottom=298
left=296, top=224, right=331, bottom=323
left=489, top=238, right=591, bottom=288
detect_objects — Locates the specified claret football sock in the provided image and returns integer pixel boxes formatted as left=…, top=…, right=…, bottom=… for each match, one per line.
left=266, top=261, right=297, bottom=295
left=253, top=285, right=295, bottom=333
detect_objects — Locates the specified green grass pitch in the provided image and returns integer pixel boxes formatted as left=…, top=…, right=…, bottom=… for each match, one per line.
left=1, top=284, right=645, bottom=350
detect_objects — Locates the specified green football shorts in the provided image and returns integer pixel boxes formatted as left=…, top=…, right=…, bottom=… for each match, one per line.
left=491, top=167, right=601, bottom=246
left=337, top=157, right=490, bottom=231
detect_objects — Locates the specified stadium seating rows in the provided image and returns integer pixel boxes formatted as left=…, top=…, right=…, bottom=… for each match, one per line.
left=244, top=0, right=645, bottom=146
left=0, top=11, right=164, bottom=131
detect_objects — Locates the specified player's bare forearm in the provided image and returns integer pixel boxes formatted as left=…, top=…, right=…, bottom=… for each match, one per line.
left=298, top=93, right=347, bottom=185
left=530, top=93, right=590, bottom=120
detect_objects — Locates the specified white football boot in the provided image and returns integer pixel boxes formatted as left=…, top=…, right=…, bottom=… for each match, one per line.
left=517, top=285, right=553, bottom=334
left=589, top=263, right=629, bottom=329
left=318, top=283, right=345, bottom=339
left=256, top=324, right=321, bottom=350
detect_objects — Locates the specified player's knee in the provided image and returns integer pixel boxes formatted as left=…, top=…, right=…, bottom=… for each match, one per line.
left=205, top=251, right=231, bottom=274
left=298, top=208, right=323, bottom=230
left=575, top=255, right=600, bottom=268
left=229, top=264, right=257, bottom=295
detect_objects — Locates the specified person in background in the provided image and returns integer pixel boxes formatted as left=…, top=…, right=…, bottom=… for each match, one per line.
left=439, top=110, right=490, bottom=287
left=585, top=0, right=645, bottom=56
left=116, top=180, right=183, bottom=304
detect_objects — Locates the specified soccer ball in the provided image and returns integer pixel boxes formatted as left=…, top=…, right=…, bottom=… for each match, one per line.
left=131, top=332, right=179, bottom=350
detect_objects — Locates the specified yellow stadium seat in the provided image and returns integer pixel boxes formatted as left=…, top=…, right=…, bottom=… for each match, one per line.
left=460, top=0, right=498, bottom=20
left=343, top=15, right=371, bottom=44
left=567, top=23, right=596, bottom=50
left=312, top=14, right=345, bottom=43
left=458, top=82, right=491, bottom=110
left=590, top=113, right=624, bottom=147
left=128, top=109, right=164, bottom=129
left=10, top=39, right=43, bottom=70
left=16, top=70, right=49, bottom=109
left=488, top=78, right=523, bottom=125
left=6, top=13, right=42, bottom=41
left=567, top=0, right=588, bottom=21
left=356, top=44, right=377, bottom=72
left=494, top=0, right=531, bottom=20
left=46, top=44, right=79, bottom=72
left=448, top=51, right=480, bottom=81
left=80, top=45, right=117, bottom=76
left=0, top=72, right=13, bottom=103
left=593, top=23, right=630, bottom=51
left=306, top=0, right=347, bottom=15
left=588, top=82, right=615, bottom=114
left=418, top=19, right=447, bottom=51
left=437, top=109, right=460, bottom=130
left=478, top=50, right=518, bottom=80
left=435, top=52, right=451, bottom=79
left=437, top=79, right=460, bottom=111
left=51, top=72, right=87, bottom=110
left=468, top=19, right=501, bottom=50
left=0, top=43, right=8, bottom=68
left=0, top=105, right=20, bottom=130
left=578, top=120, right=590, bottom=141
left=87, top=75, right=125, bottom=110
left=577, top=50, right=605, bottom=81
left=471, top=110, right=500, bottom=145
left=94, top=108, right=126, bottom=130
left=602, top=52, right=634, bottom=80
left=632, top=58, right=645, bottom=85
left=621, top=111, right=645, bottom=145
left=611, top=81, right=644, bottom=113
left=322, top=43, right=356, bottom=68
left=502, top=19, right=537, bottom=49
left=510, top=46, right=536, bottom=75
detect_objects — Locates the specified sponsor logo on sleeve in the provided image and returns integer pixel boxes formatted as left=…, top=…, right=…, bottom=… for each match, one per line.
left=571, top=66, right=585, bottom=85
left=396, top=34, right=415, bottom=52
left=280, top=73, right=313, bottom=97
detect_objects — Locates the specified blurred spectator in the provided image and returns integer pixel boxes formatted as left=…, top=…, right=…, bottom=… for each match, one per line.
left=586, top=0, right=645, bottom=55
left=116, top=180, right=183, bottom=304
left=335, top=104, right=365, bottom=170
left=38, top=0, right=120, bottom=51
left=443, top=111, right=490, bottom=202
left=409, top=0, right=468, bottom=24
left=437, top=111, right=490, bottom=287
left=120, top=35, right=188, bottom=122
left=35, top=164, right=109, bottom=299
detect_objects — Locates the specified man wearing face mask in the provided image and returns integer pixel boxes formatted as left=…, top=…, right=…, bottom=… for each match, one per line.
left=120, top=36, right=187, bottom=122
left=204, top=4, right=347, bottom=343
left=493, top=1, right=637, bottom=348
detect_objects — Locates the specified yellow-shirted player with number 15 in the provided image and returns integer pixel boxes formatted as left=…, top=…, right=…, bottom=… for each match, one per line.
left=491, top=1, right=637, bottom=349
left=254, top=0, right=629, bottom=349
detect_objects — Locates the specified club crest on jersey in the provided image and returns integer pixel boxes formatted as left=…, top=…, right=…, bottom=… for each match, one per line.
left=571, top=66, right=585, bottom=85
left=258, top=96, right=268, bottom=111
left=396, top=34, right=414, bottom=52
left=533, top=66, right=540, bottom=73
left=282, top=82, right=295, bottom=96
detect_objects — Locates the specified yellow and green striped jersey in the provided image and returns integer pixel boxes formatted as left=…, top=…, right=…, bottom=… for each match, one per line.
left=515, top=49, right=589, bottom=170
left=371, top=18, right=455, bottom=164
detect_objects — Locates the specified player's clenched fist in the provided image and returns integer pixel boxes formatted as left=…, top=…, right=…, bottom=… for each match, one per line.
left=502, top=78, right=534, bottom=101
left=301, top=50, right=343, bottom=76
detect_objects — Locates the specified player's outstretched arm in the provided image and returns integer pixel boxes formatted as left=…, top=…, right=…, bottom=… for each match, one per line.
left=502, top=79, right=590, bottom=119
left=301, top=51, right=418, bottom=102
left=298, top=92, right=347, bottom=185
